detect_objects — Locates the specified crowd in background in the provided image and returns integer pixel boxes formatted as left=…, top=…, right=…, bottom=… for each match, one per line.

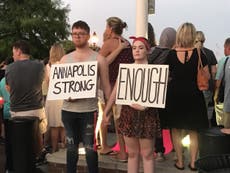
left=0, top=17, right=229, bottom=173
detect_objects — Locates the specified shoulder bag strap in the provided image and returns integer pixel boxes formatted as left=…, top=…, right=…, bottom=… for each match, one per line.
left=222, top=57, right=229, bottom=83
left=197, top=48, right=203, bottom=69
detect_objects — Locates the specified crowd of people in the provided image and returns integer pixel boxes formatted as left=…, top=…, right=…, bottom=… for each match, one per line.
left=0, top=17, right=229, bottom=173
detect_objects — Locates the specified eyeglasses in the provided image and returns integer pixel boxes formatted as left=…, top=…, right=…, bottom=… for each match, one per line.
left=71, top=32, right=88, bottom=37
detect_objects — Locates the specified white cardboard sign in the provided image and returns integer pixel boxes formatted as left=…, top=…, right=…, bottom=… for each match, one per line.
left=116, top=63, right=169, bottom=108
left=47, top=61, right=98, bottom=100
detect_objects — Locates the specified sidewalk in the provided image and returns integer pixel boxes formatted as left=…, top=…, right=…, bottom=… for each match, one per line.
left=46, top=132, right=197, bottom=173
left=0, top=133, right=198, bottom=173
left=47, top=147, right=196, bottom=173
left=0, top=142, right=47, bottom=173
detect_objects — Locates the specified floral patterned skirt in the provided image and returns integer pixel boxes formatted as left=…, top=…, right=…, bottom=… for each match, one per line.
left=118, top=105, right=159, bottom=139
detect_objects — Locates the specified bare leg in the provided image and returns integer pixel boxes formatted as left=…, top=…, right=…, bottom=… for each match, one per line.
left=172, top=128, right=184, bottom=168
left=188, top=130, right=198, bottom=168
left=124, top=136, right=140, bottom=173
left=50, top=127, right=59, bottom=153
left=97, top=102, right=112, bottom=154
left=140, top=138, right=155, bottom=173
left=35, top=132, right=44, bottom=157
left=115, top=127, right=127, bottom=160
left=99, top=123, right=112, bottom=153
left=1, top=123, right=4, bottom=138
left=44, top=128, right=50, bottom=148
left=59, top=127, right=66, bottom=148
left=113, top=105, right=127, bottom=160
left=221, top=128, right=230, bottom=134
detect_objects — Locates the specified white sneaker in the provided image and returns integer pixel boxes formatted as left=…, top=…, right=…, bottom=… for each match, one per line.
left=155, top=152, right=165, bottom=162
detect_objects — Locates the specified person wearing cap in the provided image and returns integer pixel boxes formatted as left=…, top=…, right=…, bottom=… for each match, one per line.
left=103, top=36, right=158, bottom=173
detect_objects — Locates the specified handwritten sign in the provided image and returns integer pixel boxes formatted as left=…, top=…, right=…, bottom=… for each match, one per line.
left=116, top=64, right=169, bottom=108
left=47, top=61, right=98, bottom=100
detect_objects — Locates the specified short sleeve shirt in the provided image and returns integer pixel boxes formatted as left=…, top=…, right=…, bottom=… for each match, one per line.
left=5, top=59, right=44, bottom=112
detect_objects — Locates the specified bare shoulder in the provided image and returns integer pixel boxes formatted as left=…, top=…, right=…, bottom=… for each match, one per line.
left=60, top=51, right=75, bottom=63
left=60, top=54, right=68, bottom=63
left=99, top=39, right=118, bottom=56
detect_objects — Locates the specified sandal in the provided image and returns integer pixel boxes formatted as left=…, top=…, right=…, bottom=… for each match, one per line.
left=188, top=163, right=198, bottom=171
left=174, top=163, right=184, bottom=170
left=100, top=150, right=117, bottom=155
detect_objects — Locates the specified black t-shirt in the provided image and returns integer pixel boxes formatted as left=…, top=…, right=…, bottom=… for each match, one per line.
left=148, top=47, right=171, bottom=65
left=5, top=59, right=44, bottom=112
left=202, top=47, right=218, bottom=91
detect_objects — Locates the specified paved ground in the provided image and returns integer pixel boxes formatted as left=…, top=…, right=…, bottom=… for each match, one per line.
left=0, top=142, right=47, bottom=173
left=0, top=133, right=198, bottom=173
left=47, top=147, right=197, bottom=173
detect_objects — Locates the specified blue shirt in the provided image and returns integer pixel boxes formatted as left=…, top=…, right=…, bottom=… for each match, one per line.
left=0, top=78, right=10, bottom=119
left=215, top=56, right=228, bottom=80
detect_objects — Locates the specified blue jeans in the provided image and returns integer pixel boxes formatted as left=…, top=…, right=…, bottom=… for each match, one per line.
left=62, top=110, right=98, bottom=173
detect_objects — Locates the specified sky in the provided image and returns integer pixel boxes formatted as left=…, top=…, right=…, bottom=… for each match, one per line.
left=63, top=0, right=229, bottom=59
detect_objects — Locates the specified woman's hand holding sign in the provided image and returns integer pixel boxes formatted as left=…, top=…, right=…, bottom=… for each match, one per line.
left=66, top=97, right=78, bottom=102
left=130, top=103, right=147, bottom=111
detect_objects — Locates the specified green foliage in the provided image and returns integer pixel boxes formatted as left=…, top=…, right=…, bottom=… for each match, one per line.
left=61, top=40, right=75, bottom=53
left=0, top=0, right=70, bottom=61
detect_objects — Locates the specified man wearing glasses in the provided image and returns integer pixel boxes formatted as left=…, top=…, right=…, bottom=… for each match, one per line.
left=60, top=20, right=111, bottom=173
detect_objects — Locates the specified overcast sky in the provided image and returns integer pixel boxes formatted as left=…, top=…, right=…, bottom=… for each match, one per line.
left=63, top=0, right=229, bottom=59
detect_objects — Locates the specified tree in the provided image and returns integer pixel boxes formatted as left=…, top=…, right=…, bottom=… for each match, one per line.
left=61, top=40, right=75, bottom=53
left=0, top=0, right=70, bottom=61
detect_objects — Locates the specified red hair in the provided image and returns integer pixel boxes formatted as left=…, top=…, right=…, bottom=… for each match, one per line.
left=129, top=36, right=150, bottom=51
